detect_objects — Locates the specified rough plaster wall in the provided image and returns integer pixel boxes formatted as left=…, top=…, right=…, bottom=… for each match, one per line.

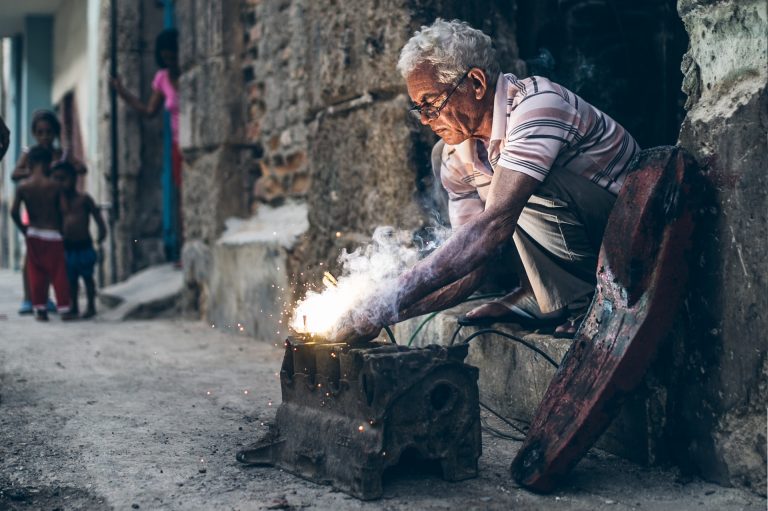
left=676, top=0, right=767, bottom=494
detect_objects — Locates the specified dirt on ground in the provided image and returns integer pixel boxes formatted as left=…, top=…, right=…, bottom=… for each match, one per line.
left=0, top=269, right=763, bottom=510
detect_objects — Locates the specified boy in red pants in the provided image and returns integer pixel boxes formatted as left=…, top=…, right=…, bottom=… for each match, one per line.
left=10, top=147, right=73, bottom=321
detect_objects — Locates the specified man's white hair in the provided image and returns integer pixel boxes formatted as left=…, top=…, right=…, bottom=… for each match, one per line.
left=397, top=18, right=500, bottom=85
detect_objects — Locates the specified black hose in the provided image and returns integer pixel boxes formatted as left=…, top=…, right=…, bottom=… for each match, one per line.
left=448, top=324, right=464, bottom=346
left=461, top=328, right=560, bottom=368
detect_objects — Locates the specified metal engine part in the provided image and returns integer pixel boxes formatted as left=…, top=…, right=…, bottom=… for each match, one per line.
left=237, top=337, right=481, bottom=500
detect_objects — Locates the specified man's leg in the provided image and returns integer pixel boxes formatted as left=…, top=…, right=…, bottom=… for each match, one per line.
left=466, top=171, right=616, bottom=326
left=512, top=170, right=616, bottom=323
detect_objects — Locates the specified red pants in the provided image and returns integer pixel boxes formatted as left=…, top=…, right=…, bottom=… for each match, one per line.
left=26, top=230, right=71, bottom=312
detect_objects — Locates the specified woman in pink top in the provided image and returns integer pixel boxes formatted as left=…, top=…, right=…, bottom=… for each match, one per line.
left=111, top=29, right=183, bottom=259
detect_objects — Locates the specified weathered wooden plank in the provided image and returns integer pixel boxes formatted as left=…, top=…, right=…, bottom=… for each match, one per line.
left=511, top=147, right=699, bottom=492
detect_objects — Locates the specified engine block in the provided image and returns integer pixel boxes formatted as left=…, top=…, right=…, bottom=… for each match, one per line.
left=237, top=337, right=481, bottom=500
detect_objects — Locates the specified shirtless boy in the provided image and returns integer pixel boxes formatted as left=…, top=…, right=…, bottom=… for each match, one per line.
left=51, top=161, right=107, bottom=319
left=12, top=110, right=85, bottom=314
left=10, top=147, right=73, bottom=321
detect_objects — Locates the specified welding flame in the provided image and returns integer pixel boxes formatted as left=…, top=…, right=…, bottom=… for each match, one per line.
left=291, top=272, right=363, bottom=336
left=291, top=227, right=445, bottom=338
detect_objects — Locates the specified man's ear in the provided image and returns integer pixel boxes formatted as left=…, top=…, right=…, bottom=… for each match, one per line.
left=468, top=68, right=489, bottom=100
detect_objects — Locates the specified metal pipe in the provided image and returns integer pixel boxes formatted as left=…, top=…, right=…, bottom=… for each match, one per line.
left=108, top=0, right=119, bottom=284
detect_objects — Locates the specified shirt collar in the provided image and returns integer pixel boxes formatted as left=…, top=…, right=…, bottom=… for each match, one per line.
left=490, top=73, right=513, bottom=143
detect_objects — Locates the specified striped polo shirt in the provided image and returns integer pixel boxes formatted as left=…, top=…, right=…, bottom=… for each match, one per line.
left=440, top=73, right=639, bottom=227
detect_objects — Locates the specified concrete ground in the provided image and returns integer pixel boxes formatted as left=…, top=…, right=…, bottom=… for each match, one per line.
left=0, top=269, right=763, bottom=511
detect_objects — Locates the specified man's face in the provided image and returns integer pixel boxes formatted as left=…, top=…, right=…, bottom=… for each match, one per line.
left=405, top=63, right=486, bottom=146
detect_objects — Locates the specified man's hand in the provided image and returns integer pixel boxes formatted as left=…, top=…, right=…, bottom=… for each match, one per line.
left=0, top=115, right=10, bottom=162
left=332, top=315, right=382, bottom=346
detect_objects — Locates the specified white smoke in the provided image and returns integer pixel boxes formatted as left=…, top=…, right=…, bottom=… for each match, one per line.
left=291, top=225, right=449, bottom=338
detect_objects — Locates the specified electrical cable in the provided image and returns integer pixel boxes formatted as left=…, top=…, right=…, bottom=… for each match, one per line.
left=406, top=312, right=439, bottom=347
left=480, top=401, right=529, bottom=437
left=481, top=416, right=526, bottom=441
left=448, top=324, right=463, bottom=346
left=383, top=325, right=397, bottom=344
left=405, top=292, right=506, bottom=347
left=461, top=329, right=560, bottom=368
left=481, top=420, right=524, bottom=441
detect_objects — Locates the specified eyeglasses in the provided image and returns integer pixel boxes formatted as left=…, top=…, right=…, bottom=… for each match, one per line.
left=409, top=69, right=471, bottom=121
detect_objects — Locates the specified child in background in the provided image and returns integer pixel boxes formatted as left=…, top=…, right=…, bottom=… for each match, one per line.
left=52, top=161, right=107, bottom=319
left=10, top=147, right=73, bottom=321
left=111, top=29, right=183, bottom=262
left=12, top=110, right=85, bottom=314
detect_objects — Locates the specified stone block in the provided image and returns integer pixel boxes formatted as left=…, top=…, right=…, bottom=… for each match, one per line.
left=208, top=202, right=309, bottom=340
left=179, top=56, right=247, bottom=150
left=181, top=239, right=212, bottom=318
left=306, top=95, right=432, bottom=239
left=302, top=1, right=413, bottom=109
left=183, top=146, right=251, bottom=244
left=99, top=263, right=183, bottom=320
left=176, top=0, right=244, bottom=71
left=300, top=0, right=521, bottom=111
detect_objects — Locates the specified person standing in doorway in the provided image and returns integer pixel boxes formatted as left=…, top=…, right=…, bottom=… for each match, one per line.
left=110, top=28, right=182, bottom=263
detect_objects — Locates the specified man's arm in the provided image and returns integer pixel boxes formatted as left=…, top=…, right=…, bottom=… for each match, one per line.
left=394, top=169, right=539, bottom=315
left=10, top=189, right=25, bottom=234
left=88, top=196, right=108, bottom=243
left=397, top=265, right=486, bottom=321
left=336, top=168, right=540, bottom=343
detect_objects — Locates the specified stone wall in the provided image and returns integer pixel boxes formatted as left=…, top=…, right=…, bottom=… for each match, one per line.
left=675, top=0, right=767, bottom=494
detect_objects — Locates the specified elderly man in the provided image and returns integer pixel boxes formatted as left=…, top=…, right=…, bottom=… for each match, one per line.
left=339, top=19, right=639, bottom=343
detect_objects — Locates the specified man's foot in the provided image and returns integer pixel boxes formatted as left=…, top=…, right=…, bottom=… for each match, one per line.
left=459, top=289, right=564, bottom=327
left=34, top=309, right=49, bottom=322
left=18, top=300, right=33, bottom=315
left=553, top=312, right=587, bottom=338
left=81, top=309, right=96, bottom=320
left=553, top=294, right=593, bottom=338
